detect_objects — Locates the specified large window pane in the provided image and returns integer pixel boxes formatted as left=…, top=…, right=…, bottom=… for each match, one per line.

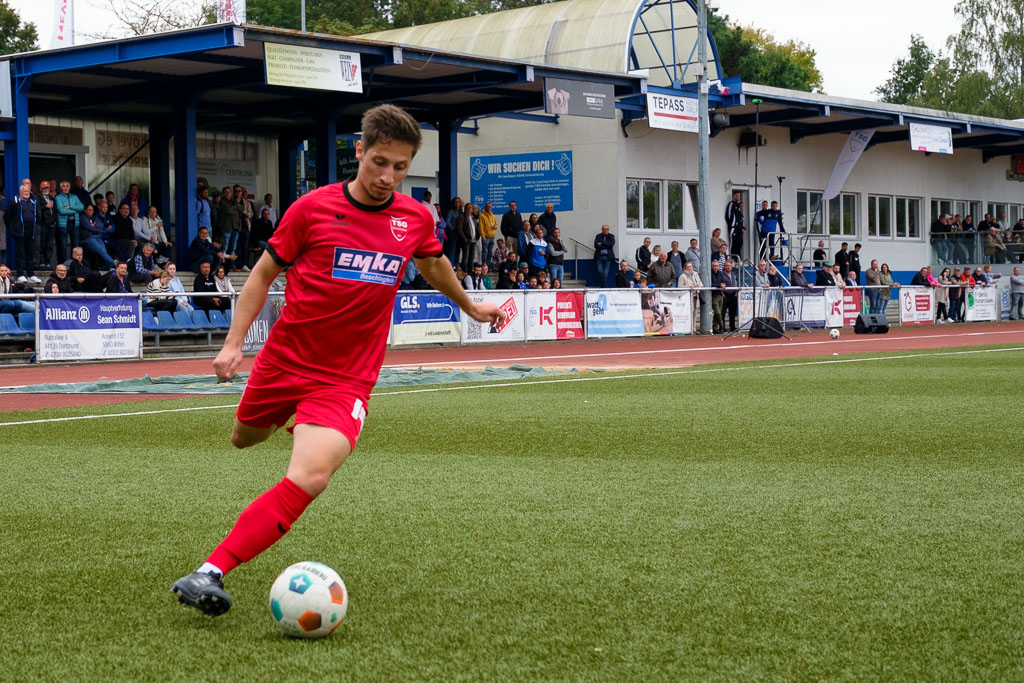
left=643, top=180, right=661, bottom=231
left=687, top=184, right=699, bottom=231
left=828, top=198, right=841, bottom=235
left=896, top=198, right=907, bottom=238
left=626, top=180, right=639, bottom=230
left=879, top=196, right=891, bottom=237
left=908, top=198, right=919, bottom=238
left=842, top=194, right=856, bottom=235
left=798, top=191, right=809, bottom=233
left=868, top=197, right=877, bottom=237
left=667, top=182, right=684, bottom=230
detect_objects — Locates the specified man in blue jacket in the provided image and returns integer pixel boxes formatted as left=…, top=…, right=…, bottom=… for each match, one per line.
left=3, top=185, right=41, bottom=283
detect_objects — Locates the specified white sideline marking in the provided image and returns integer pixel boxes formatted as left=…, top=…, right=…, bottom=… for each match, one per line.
left=382, top=329, right=1024, bottom=368
left=1, top=346, right=1021, bottom=428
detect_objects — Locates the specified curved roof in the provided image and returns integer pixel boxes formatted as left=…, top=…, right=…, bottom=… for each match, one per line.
left=360, top=0, right=720, bottom=88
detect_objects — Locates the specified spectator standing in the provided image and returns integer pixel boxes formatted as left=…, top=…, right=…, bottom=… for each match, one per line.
left=196, top=186, right=213, bottom=231
left=614, top=260, right=631, bottom=288
left=527, top=225, right=548, bottom=277
left=948, top=268, right=963, bottom=322
left=456, top=203, right=479, bottom=272
left=754, top=260, right=769, bottom=288
left=71, top=176, right=92, bottom=210
left=593, top=224, right=616, bottom=287
left=834, top=242, right=851, bottom=280
left=250, top=208, right=275, bottom=262
left=217, top=186, right=240, bottom=262
left=812, top=240, right=827, bottom=267
left=234, top=185, right=255, bottom=271
left=1009, top=267, right=1024, bottom=320
left=710, top=227, right=726, bottom=254
left=710, top=259, right=725, bottom=333
left=122, top=183, right=149, bottom=218
left=768, top=264, right=784, bottom=287
left=37, top=181, right=58, bottom=270
left=849, top=244, right=863, bottom=285
left=538, top=203, right=557, bottom=238
left=864, top=259, right=882, bottom=313
left=684, top=238, right=702, bottom=272
left=677, top=261, right=703, bottom=332
left=547, top=228, right=566, bottom=284
left=55, top=180, right=84, bottom=260
left=446, top=197, right=463, bottom=263
left=910, top=266, right=931, bottom=287
left=985, top=226, right=1007, bottom=264
left=479, top=201, right=497, bottom=266
left=4, top=184, right=41, bottom=283
left=935, top=267, right=953, bottom=323
left=724, top=190, right=745, bottom=258
left=635, top=236, right=652, bottom=273
left=258, top=194, right=277, bottom=227
left=721, top=260, right=738, bottom=332
left=499, top=200, right=521, bottom=258
left=667, top=241, right=684, bottom=281
left=648, top=251, right=674, bottom=287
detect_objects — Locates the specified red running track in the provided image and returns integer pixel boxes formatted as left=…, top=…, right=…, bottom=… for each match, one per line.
left=2, top=321, right=1023, bottom=412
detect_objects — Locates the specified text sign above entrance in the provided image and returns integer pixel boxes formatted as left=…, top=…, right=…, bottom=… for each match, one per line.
left=264, top=43, right=362, bottom=93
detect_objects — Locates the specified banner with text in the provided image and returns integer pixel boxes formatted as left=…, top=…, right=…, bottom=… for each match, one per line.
left=462, top=291, right=526, bottom=343
left=242, top=294, right=284, bottom=353
left=264, top=43, right=362, bottom=93
left=645, top=92, right=699, bottom=133
left=738, top=288, right=785, bottom=327
left=641, top=289, right=693, bottom=335
left=544, top=78, right=614, bottom=119
left=965, top=286, right=999, bottom=322
left=37, top=297, right=142, bottom=362
left=526, top=291, right=585, bottom=341
left=469, top=151, right=573, bottom=213
left=900, top=287, right=935, bottom=325
left=783, top=288, right=827, bottom=328
left=910, top=123, right=953, bottom=155
left=391, top=292, right=461, bottom=345
left=585, top=289, right=644, bottom=338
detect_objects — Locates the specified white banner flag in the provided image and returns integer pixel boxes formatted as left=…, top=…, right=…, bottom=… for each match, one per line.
left=49, top=0, right=74, bottom=49
left=217, top=0, right=246, bottom=24
left=822, top=129, right=874, bottom=201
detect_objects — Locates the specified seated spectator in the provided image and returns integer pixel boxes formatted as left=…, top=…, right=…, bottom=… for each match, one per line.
left=754, top=260, right=770, bottom=288
left=768, top=264, right=784, bottom=287
left=68, top=247, right=103, bottom=292
left=131, top=242, right=161, bottom=285
left=145, top=270, right=179, bottom=313
left=496, top=264, right=516, bottom=290
left=791, top=263, right=811, bottom=288
left=480, top=263, right=494, bottom=290
left=463, top=263, right=485, bottom=290
left=536, top=270, right=549, bottom=287
left=515, top=271, right=528, bottom=289
left=44, top=263, right=72, bottom=294
left=491, top=237, right=511, bottom=272
left=78, top=203, right=116, bottom=269
left=815, top=262, right=836, bottom=287
left=832, top=263, right=845, bottom=288
left=122, top=183, right=149, bottom=218
left=844, top=269, right=858, bottom=287
left=193, top=261, right=229, bottom=312
left=165, top=262, right=193, bottom=312
left=527, top=276, right=539, bottom=289
left=632, top=271, right=643, bottom=287
left=552, top=278, right=562, bottom=289
left=142, top=205, right=173, bottom=262
left=0, top=265, right=34, bottom=313
left=189, top=226, right=224, bottom=272
left=103, top=261, right=132, bottom=294
left=714, top=242, right=730, bottom=270
left=250, top=207, right=275, bottom=259
left=111, top=202, right=138, bottom=261
left=214, top=264, right=236, bottom=299
left=648, top=251, right=675, bottom=287
left=614, top=260, right=631, bottom=288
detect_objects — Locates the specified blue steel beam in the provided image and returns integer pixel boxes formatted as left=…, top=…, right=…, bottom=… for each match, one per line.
left=172, top=94, right=201, bottom=268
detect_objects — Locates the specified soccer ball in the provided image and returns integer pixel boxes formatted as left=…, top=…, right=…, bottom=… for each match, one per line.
left=829, top=328, right=840, bottom=339
left=268, top=561, right=348, bottom=638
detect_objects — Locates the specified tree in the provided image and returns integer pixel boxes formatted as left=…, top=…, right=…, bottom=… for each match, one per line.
left=83, top=0, right=214, bottom=39
left=875, top=34, right=935, bottom=104
left=0, top=0, right=38, bottom=54
left=709, top=13, right=823, bottom=92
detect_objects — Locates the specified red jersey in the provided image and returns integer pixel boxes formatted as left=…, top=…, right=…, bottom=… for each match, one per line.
left=259, top=182, right=442, bottom=390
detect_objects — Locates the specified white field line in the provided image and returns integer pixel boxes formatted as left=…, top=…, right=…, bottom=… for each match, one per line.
left=0, top=346, right=1021, bottom=428
left=381, top=329, right=1024, bottom=369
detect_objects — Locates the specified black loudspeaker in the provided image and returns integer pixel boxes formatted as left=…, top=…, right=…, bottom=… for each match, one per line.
left=749, top=317, right=784, bottom=339
left=854, top=313, right=890, bottom=334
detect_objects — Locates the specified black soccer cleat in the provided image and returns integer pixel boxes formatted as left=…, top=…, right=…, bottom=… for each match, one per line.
left=171, top=571, right=233, bottom=617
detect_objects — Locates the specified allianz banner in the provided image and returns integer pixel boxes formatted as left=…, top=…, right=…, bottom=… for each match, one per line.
left=391, top=292, right=461, bottom=346
left=526, top=291, right=584, bottom=341
left=462, top=291, right=526, bottom=343
left=37, top=296, right=142, bottom=362
left=584, top=289, right=644, bottom=338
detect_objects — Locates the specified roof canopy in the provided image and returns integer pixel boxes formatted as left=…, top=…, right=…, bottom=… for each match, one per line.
left=361, top=0, right=720, bottom=88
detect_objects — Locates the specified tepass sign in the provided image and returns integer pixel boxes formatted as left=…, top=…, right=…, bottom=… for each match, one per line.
left=646, top=92, right=700, bottom=133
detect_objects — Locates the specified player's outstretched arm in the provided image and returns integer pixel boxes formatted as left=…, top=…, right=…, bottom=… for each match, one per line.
left=415, top=254, right=506, bottom=326
left=213, top=252, right=284, bottom=381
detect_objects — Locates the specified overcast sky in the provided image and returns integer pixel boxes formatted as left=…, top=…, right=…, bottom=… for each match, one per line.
left=13, top=0, right=963, bottom=101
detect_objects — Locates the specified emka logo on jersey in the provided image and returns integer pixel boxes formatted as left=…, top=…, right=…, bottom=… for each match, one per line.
left=332, top=247, right=404, bottom=285
left=390, top=216, right=409, bottom=242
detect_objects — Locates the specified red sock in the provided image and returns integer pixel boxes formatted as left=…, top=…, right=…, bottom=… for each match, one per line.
left=206, top=478, right=314, bottom=576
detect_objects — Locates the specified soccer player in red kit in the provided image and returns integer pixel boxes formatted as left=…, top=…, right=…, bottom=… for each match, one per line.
left=171, top=104, right=505, bottom=616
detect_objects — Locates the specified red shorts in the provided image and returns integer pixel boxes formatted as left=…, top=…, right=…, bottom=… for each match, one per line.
left=236, top=363, right=370, bottom=448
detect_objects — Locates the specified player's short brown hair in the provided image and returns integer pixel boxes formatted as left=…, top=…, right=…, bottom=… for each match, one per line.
left=361, top=104, right=422, bottom=154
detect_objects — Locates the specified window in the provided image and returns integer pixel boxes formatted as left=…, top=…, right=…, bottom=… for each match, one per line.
left=826, top=193, right=857, bottom=236
left=932, top=198, right=968, bottom=221
left=667, top=182, right=684, bottom=231
left=895, top=197, right=921, bottom=238
left=868, top=195, right=891, bottom=237
left=797, top=190, right=823, bottom=234
left=642, top=181, right=661, bottom=231
left=987, top=203, right=1008, bottom=221
left=626, top=180, right=639, bottom=230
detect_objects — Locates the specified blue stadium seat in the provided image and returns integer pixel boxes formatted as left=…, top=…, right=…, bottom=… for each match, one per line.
left=224, top=309, right=232, bottom=324
left=0, top=313, right=25, bottom=335
left=142, top=311, right=163, bottom=331
left=174, top=310, right=202, bottom=331
left=17, top=312, right=34, bottom=334
left=190, top=309, right=216, bottom=329
left=157, top=310, right=182, bottom=330
left=207, top=309, right=230, bottom=329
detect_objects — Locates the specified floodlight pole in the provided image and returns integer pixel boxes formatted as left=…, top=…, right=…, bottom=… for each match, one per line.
left=301, top=1, right=307, bottom=31
left=752, top=98, right=761, bottom=320
left=696, top=0, right=711, bottom=333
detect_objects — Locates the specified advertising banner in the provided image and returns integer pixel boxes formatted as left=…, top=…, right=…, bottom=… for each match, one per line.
left=196, top=159, right=259, bottom=199
left=391, top=292, right=461, bottom=345
left=784, top=288, right=827, bottom=328
left=264, top=43, right=362, bottom=93
left=738, top=288, right=784, bottom=327
left=462, top=291, right=526, bottom=343
left=645, top=92, right=699, bottom=133
left=900, top=287, right=935, bottom=325
left=641, top=289, right=693, bottom=335
left=544, top=78, right=615, bottom=119
left=910, top=122, right=953, bottom=154
left=525, top=291, right=585, bottom=341
left=842, top=288, right=863, bottom=326
left=50, top=0, right=74, bottom=49
left=584, top=289, right=644, bottom=338
left=823, top=129, right=874, bottom=200
left=37, top=296, right=142, bottom=362
left=469, top=151, right=573, bottom=213
left=242, top=294, right=284, bottom=353
left=965, top=286, right=999, bottom=322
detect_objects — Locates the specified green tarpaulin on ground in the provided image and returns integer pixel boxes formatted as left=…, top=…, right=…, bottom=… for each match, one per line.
left=0, top=365, right=578, bottom=394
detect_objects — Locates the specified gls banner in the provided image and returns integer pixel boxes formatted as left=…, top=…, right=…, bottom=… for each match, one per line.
left=526, top=291, right=584, bottom=340
left=37, top=296, right=142, bottom=362
left=391, top=292, right=461, bottom=346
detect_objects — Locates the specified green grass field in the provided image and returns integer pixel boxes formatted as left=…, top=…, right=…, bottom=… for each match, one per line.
left=2, top=345, right=1023, bottom=680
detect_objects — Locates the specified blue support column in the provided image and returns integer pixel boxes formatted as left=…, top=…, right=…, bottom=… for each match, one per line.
left=437, top=119, right=460, bottom=206
left=148, top=123, right=171, bottom=216
left=277, top=135, right=299, bottom=216
left=5, top=76, right=32, bottom=196
left=172, top=97, right=198, bottom=268
left=315, top=116, right=337, bottom=187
